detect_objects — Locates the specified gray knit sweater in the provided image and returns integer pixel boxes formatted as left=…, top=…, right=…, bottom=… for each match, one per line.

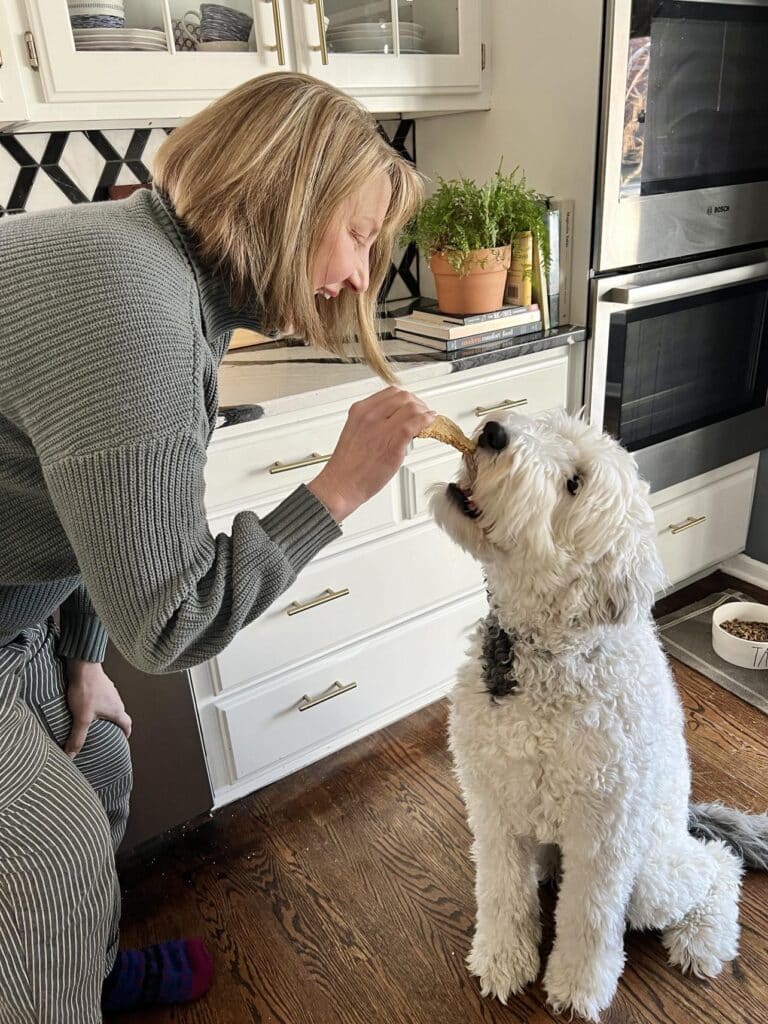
left=0, top=188, right=341, bottom=672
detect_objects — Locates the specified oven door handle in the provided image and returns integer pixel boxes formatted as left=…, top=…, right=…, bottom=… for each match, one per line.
left=606, top=261, right=768, bottom=306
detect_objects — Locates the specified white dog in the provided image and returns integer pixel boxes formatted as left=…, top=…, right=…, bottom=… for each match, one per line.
left=429, top=408, right=768, bottom=1022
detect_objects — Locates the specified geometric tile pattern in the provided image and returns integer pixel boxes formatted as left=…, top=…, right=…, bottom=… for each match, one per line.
left=0, top=127, right=173, bottom=213
left=378, top=117, right=420, bottom=302
left=0, top=117, right=420, bottom=302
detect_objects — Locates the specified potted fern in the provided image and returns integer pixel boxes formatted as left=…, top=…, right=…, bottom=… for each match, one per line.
left=402, top=167, right=549, bottom=315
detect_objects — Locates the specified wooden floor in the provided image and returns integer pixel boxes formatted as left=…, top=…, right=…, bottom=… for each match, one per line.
left=116, top=572, right=768, bottom=1024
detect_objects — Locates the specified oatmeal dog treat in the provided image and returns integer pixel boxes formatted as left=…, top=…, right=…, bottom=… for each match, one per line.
left=418, top=414, right=477, bottom=455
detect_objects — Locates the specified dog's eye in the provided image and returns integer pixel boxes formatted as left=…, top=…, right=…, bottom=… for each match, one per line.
left=566, top=474, right=581, bottom=496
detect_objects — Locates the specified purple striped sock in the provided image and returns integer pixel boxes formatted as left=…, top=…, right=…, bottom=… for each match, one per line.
left=102, top=938, right=213, bottom=1014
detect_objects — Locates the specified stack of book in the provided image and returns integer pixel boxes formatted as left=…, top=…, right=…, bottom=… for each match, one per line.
left=393, top=301, right=542, bottom=353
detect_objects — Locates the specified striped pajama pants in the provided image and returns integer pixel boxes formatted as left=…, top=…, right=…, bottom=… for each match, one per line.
left=0, top=621, right=132, bottom=1023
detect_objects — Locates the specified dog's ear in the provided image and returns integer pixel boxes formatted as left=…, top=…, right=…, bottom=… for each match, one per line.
left=585, top=536, right=663, bottom=622
left=567, top=455, right=666, bottom=627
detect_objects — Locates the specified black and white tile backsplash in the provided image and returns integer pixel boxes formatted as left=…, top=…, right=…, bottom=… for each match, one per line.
left=0, top=118, right=419, bottom=303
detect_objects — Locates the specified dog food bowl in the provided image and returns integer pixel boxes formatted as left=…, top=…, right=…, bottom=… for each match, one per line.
left=712, top=601, right=768, bottom=670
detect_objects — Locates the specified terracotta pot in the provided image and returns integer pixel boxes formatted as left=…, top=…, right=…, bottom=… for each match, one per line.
left=506, top=231, right=533, bottom=307
left=428, top=246, right=512, bottom=316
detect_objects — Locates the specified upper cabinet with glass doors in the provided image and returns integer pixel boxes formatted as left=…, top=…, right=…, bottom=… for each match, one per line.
left=2, top=0, right=487, bottom=128
left=296, top=0, right=482, bottom=98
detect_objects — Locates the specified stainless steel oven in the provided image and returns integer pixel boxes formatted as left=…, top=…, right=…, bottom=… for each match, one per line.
left=595, top=0, right=768, bottom=271
left=587, top=249, right=768, bottom=490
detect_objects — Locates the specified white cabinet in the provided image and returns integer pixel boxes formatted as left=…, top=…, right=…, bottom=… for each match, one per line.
left=191, top=346, right=577, bottom=806
left=4, top=0, right=488, bottom=128
left=296, top=0, right=483, bottom=101
left=0, top=5, right=28, bottom=127
left=21, top=0, right=284, bottom=106
left=651, top=455, right=759, bottom=588
left=214, top=592, right=487, bottom=787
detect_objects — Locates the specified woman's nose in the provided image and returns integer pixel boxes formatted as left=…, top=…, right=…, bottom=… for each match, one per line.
left=478, top=420, right=509, bottom=451
left=347, top=257, right=370, bottom=294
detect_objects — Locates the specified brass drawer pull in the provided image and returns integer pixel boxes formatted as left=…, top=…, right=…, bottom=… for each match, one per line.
left=265, top=0, right=286, bottom=64
left=269, top=452, right=331, bottom=474
left=474, top=398, right=528, bottom=416
left=306, top=0, right=329, bottom=64
left=670, top=514, right=707, bottom=535
left=286, top=587, right=349, bottom=616
left=298, top=680, right=356, bottom=712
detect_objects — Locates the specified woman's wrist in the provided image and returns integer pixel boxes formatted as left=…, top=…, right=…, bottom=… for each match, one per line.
left=308, top=471, right=357, bottom=524
left=66, top=657, right=103, bottom=681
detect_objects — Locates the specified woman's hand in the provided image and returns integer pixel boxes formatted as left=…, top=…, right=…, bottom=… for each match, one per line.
left=64, top=659, right=132, bottom=758
left=309, top=387, right=436, bottom=523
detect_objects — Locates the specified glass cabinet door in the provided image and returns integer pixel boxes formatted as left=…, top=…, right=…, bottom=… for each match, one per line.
left=321, top=0, right=458, bottom=57
left=23, top=0, right=288, bottom=105
left=296, top=0, right=480, bottom=96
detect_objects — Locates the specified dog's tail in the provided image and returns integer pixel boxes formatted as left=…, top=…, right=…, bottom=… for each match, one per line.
left=688, top=802, right=768, bottom=870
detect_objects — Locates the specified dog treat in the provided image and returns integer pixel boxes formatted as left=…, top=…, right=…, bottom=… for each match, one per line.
left=418, top=414, right=477, bottom=455
left=720, top=619, right=768, bottom=643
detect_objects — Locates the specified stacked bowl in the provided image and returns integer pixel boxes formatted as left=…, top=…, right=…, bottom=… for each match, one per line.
left=68, top=2, right=125, bottom=29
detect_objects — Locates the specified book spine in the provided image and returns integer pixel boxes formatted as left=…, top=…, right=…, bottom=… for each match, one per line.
left=394, top=312, right=538, bottom=340
left=396, top=319, right=542, bottom=350
left=445, top=320, right=542, bottom=350
left=546, top=207, right=560, bottom=328
left=550, top=199, right=574, bottom=325
left=531, top=235, right=550, bottom=332
left=413, top=305, right=525, bottom=326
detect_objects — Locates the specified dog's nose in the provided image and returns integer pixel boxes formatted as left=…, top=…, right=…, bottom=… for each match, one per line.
left=478, top=420, right=509, bottom=451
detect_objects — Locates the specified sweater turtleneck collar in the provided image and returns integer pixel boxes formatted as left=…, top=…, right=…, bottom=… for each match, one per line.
left=147, top=186, right=269, bottom=346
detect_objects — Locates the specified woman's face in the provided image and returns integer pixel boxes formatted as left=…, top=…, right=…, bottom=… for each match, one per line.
left=312, top=172, right=392, bottom=299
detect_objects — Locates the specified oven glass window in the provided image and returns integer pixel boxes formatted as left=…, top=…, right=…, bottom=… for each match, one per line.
left=605, top=281, right=768, bottom=449
left=622, top=0, right=768, bottom=198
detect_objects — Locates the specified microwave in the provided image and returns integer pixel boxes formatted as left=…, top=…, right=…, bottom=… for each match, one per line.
left=594, top=0, right=768, bottom=272
left=587, top=248, right=768, bottom=490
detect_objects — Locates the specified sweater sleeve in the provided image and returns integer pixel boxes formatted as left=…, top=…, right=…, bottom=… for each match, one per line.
left=42, top=432, right=341, bottom=674
left=58, top=580, right=109, bottom=662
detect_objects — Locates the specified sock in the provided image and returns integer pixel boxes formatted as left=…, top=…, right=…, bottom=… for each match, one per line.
left=101, top=938, right=213, bottom=1014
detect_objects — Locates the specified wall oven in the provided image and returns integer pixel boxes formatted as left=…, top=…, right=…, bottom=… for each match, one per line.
left=595, top=0, right=768, bottom=271
left=587, top=249, right=768, bottom=490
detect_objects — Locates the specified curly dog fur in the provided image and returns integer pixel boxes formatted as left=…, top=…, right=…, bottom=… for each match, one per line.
left=429, top=409, right=766, bottom=1021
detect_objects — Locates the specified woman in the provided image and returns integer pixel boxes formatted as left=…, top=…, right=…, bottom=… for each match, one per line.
left=0, top=72, right=433, bottom=1022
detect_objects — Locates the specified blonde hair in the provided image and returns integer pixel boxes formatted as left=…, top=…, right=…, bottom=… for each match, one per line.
left=152, top=72, right=424, bottom=383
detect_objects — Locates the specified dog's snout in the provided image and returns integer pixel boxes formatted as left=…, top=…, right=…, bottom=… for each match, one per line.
left=478, top=420, right=509, bottom=451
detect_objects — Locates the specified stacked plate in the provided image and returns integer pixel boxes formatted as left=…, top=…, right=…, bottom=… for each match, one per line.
left=326, top=21, right=426, bottom=54
left=73, top=27, right=168, bottom=51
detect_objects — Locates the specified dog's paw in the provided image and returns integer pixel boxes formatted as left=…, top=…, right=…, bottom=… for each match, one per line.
left=467, top=934, right=540, bottom=1004
left=544, top=947, right=622, bottom=1022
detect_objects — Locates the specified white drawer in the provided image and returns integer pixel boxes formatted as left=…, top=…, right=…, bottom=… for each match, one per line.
left=412, top=353, right=569, bottom=453
left=654, top=466, right=755, bottom=586
left=217, top=593, right=487, bottom=782
left=208, top=479, right=400, bottom=558
left=213, top=522, right=484, bottom=691
left=205, top=412, right=347, bottom=513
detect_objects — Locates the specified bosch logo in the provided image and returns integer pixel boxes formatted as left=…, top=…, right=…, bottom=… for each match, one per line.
left=706, top=204, right=730, bottom=215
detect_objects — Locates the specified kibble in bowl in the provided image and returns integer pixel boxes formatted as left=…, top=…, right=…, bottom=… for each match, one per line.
left=712, top=601, right=768, bottom=670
